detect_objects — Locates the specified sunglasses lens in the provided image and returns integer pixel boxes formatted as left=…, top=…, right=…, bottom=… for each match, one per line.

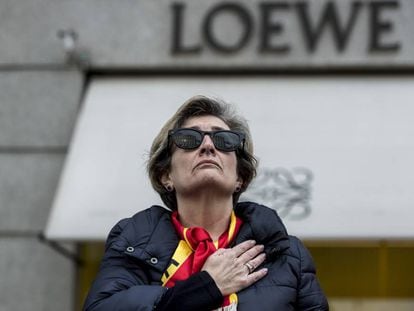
left=171, top=129, right=243, bottom=151
left=213, top=132, right=241, bottom=151
left=172, top=129, right=202, bottom=149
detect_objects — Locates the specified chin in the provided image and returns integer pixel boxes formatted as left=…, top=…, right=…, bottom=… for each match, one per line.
left=189, top=178, right=233, bottom=194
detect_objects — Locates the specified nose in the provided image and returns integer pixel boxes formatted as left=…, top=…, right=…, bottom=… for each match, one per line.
left=199, top=133, right=216, bottom=155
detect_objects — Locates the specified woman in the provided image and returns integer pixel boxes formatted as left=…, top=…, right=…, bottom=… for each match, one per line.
left=83, top=95, right=329, bottom=311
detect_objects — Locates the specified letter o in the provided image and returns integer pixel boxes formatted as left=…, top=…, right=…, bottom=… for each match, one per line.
left=203, top=3, right=253, bottom=53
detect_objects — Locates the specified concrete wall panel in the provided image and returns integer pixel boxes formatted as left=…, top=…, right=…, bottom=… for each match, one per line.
left=0, top=70, right=83, bottom=147
left=0, top=154, right=65, bottom=232
left=0, top=238, right=74, bottom=311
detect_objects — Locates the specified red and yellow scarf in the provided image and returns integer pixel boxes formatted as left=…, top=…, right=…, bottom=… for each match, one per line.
left=161, top=210, right=243, bottom=310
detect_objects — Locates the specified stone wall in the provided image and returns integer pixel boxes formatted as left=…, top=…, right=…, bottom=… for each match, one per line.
left=0, top=70, right=83, bottom=310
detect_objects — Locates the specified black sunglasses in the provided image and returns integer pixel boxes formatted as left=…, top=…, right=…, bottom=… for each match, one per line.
left=168, top=128, right=245, bottom=152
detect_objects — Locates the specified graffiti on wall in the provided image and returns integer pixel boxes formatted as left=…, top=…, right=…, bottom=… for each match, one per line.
left=241, top=167, right=313, bottom=220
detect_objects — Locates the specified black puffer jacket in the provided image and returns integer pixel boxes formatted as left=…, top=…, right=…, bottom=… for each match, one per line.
left=84, top=202, right=329, bottom=311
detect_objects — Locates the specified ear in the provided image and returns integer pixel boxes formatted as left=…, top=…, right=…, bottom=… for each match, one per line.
left=161, top=172, right=172, bottom=186
left=235, top=177, right=243, bottom=192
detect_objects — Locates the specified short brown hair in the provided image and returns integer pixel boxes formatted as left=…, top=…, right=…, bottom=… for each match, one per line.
left=147, top=95, right=257, bottom=210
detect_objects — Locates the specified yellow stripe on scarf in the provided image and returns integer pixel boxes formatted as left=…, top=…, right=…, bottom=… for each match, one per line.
left=227, top=211, right=237, bottom=244
left=161, top=240, right=192, bottom=286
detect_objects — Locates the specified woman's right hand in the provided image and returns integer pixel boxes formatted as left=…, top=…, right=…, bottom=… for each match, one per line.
left=201, top=240, right=267, bottom=296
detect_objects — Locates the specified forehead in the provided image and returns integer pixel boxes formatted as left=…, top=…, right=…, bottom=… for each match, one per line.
left=181, top=115, right=230, bottom=130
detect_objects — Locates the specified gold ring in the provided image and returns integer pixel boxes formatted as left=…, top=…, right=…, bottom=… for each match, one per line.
left=244, top=262, right=254, bottom=274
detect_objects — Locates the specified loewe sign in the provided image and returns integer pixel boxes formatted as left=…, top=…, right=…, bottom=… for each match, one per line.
left=171, top=1, right=401, bottom=55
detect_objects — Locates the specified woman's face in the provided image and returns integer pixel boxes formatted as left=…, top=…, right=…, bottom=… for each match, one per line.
left=163, top=115, right=242, bottom=198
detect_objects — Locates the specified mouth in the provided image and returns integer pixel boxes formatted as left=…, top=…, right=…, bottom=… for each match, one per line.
left=195, top=160, right=221, bottom=170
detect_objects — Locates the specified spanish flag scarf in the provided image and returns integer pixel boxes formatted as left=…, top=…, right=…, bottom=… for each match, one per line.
left=161, top=210, right=243, bottom=310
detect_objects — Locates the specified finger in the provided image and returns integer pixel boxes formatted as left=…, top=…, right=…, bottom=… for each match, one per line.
left=230, top=240, right=256, bottom=258
left=237, top=244, right=264, bottom=263
left=246, top=268, right=268, bottom=284
left=246, top=253, right=266, bottom=272
left=243, top=262, right=254, bottom=274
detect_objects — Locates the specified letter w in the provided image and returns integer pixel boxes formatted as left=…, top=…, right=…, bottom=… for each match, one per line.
left=296, top=1, right=362, bottom=52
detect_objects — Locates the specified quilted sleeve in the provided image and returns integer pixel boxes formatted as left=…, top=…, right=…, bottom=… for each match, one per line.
left=82, top=219, right=167, bottom=311
left=292, top=236, right=329, bottom=311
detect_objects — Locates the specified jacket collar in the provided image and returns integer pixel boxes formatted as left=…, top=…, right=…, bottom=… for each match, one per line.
left=234, top=202, right=290, bottom=261
left=124, top=202, right=290, bottom=275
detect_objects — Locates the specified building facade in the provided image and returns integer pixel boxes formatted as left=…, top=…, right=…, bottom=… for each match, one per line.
left=1, top=1, right=414, bottom=310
